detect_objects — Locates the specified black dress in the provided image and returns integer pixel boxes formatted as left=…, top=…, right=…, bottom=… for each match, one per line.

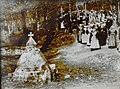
left=99, top=28, right=107, bottom=46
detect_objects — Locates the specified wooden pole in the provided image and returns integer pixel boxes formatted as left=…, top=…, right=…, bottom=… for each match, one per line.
left=7, top=24, right=9, bottom=34
left=69, top=0, right=72, bottom=21
left=85, top=2, right=87, bottom=16
left=39, top=51, right=54, bottom=82
left=60, top=2, right=64, bottom=16
left=76, top=4, right=80, bottom=19
left=118, top=2, right=120, bottom=24
left=102, top=0, right=103, bottom=9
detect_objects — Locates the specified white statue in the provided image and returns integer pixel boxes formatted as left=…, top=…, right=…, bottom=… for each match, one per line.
left=12, top=32, right=51, bottom=84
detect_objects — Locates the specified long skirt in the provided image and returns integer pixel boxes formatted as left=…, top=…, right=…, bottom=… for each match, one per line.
left=108, top=34, right=116, bottom=48
left=81, top=34, right=88, bottom=44
left=87, top=34, right=91, bottom=46
left=90, top=36, right=100, bottom=50
left=77, top=31, right=82, bottom=43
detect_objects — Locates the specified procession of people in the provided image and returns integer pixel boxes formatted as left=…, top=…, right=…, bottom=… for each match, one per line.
left=58, top=9, right=120, bottom=52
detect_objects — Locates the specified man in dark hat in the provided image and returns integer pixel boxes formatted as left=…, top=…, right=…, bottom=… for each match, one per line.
left=64, top=14, right=72, bottom=33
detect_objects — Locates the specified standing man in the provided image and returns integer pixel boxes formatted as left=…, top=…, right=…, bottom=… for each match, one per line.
left=99, top=24, right=107, bottom=46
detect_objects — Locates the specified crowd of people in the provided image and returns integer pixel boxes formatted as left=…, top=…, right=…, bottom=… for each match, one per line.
left=58, top=9, right=120, bottom=52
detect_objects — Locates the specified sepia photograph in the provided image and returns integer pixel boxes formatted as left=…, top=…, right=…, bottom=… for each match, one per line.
left=0, top=0, right=120, bottom=89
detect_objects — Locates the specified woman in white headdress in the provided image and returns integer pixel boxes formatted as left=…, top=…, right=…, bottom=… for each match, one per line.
left=86, top=26, right=92, bottom=46
left=77, top=24, right=82, bottom=43
left=90, top=27, right=101, bottom=51
left=97, top=12, right=101, bottom=22
left=101, top=13, right=105, bottom=22
left=112, top=13, right=117, bottom=26
left=108, top=26, right=117, bottom=48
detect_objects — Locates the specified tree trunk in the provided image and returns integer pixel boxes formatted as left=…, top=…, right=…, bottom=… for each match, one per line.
left=21, top=11, right=26, bottom=33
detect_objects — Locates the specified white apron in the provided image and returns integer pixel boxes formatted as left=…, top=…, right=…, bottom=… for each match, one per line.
left=108, top=29, right=116, bottom=47
left=78, top=30, right=82, bottom=42
left=90, top=31, right=100, bottom=49
left=81, top=28, right=88, bottom=44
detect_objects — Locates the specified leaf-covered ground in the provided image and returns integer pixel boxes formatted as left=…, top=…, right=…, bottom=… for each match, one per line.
left=1, top=30, right=103, bottom=89
left=1, top=28, right=120, bottom=89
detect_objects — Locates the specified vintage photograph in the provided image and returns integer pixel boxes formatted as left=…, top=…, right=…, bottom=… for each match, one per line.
left=1, top=0, right=120, bottom=89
